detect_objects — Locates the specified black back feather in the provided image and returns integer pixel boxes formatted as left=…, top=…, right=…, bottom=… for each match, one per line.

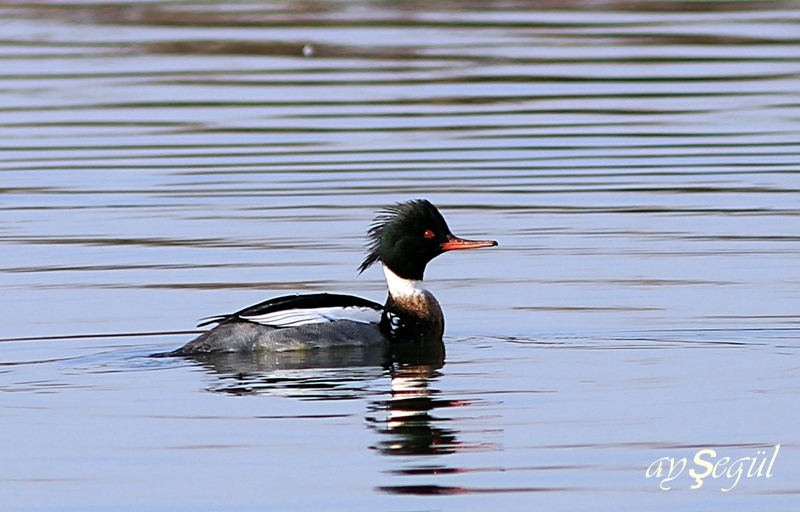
left=199, top=293, right=383, bottom=327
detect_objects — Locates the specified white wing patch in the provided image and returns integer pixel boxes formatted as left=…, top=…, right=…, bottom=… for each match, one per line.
left=240, top=306, right=381, bottom=328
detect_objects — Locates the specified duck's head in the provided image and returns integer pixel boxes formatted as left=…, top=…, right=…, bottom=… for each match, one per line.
left=358, top=199, right=497, bottom=281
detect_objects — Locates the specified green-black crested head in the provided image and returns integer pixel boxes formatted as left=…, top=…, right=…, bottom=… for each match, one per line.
left=358, top=199, right=497, bottom=281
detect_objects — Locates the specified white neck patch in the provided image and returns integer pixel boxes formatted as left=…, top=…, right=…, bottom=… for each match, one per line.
left=383, top=264, right=426, bottom=299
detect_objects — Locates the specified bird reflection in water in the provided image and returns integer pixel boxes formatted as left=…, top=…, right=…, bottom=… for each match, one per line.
left=177, top=345, right=387, bottom=398
left=369, top=362, right=459, bottom=456
left=176, top=334, right=467, bottom=457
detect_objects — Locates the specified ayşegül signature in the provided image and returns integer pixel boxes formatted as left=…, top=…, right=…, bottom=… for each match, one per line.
left=646, top=445, right=780, bottom=491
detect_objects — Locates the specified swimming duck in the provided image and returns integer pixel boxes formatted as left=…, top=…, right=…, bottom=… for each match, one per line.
left=168, top=199, right=496, bottom=355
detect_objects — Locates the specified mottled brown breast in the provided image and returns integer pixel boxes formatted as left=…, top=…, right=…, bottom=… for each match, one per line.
left=384, top=290, right=445, bottom=343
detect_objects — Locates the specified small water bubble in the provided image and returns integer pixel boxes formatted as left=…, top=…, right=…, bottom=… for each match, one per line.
left=302, top=44, right=314, bottom=57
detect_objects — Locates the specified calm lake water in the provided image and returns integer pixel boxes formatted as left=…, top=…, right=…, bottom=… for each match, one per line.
left=2, top=1, right=800, bottom=510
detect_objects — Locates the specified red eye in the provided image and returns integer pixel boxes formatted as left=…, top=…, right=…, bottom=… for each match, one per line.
left=423, top=229, right=435, bottom=239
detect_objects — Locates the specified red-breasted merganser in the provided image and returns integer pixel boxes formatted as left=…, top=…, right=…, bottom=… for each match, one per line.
left=167, top=199, right=496, bottom=355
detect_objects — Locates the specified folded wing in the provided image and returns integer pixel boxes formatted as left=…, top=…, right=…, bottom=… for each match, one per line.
left=198, top=293, right=383, bottom=328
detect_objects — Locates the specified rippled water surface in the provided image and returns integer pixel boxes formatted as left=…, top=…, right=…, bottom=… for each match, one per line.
left=2, top=1, right=800, bottom=510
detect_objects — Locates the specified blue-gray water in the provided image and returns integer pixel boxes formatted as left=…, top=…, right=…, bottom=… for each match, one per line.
left=1, top=1, right=799, bottom=510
